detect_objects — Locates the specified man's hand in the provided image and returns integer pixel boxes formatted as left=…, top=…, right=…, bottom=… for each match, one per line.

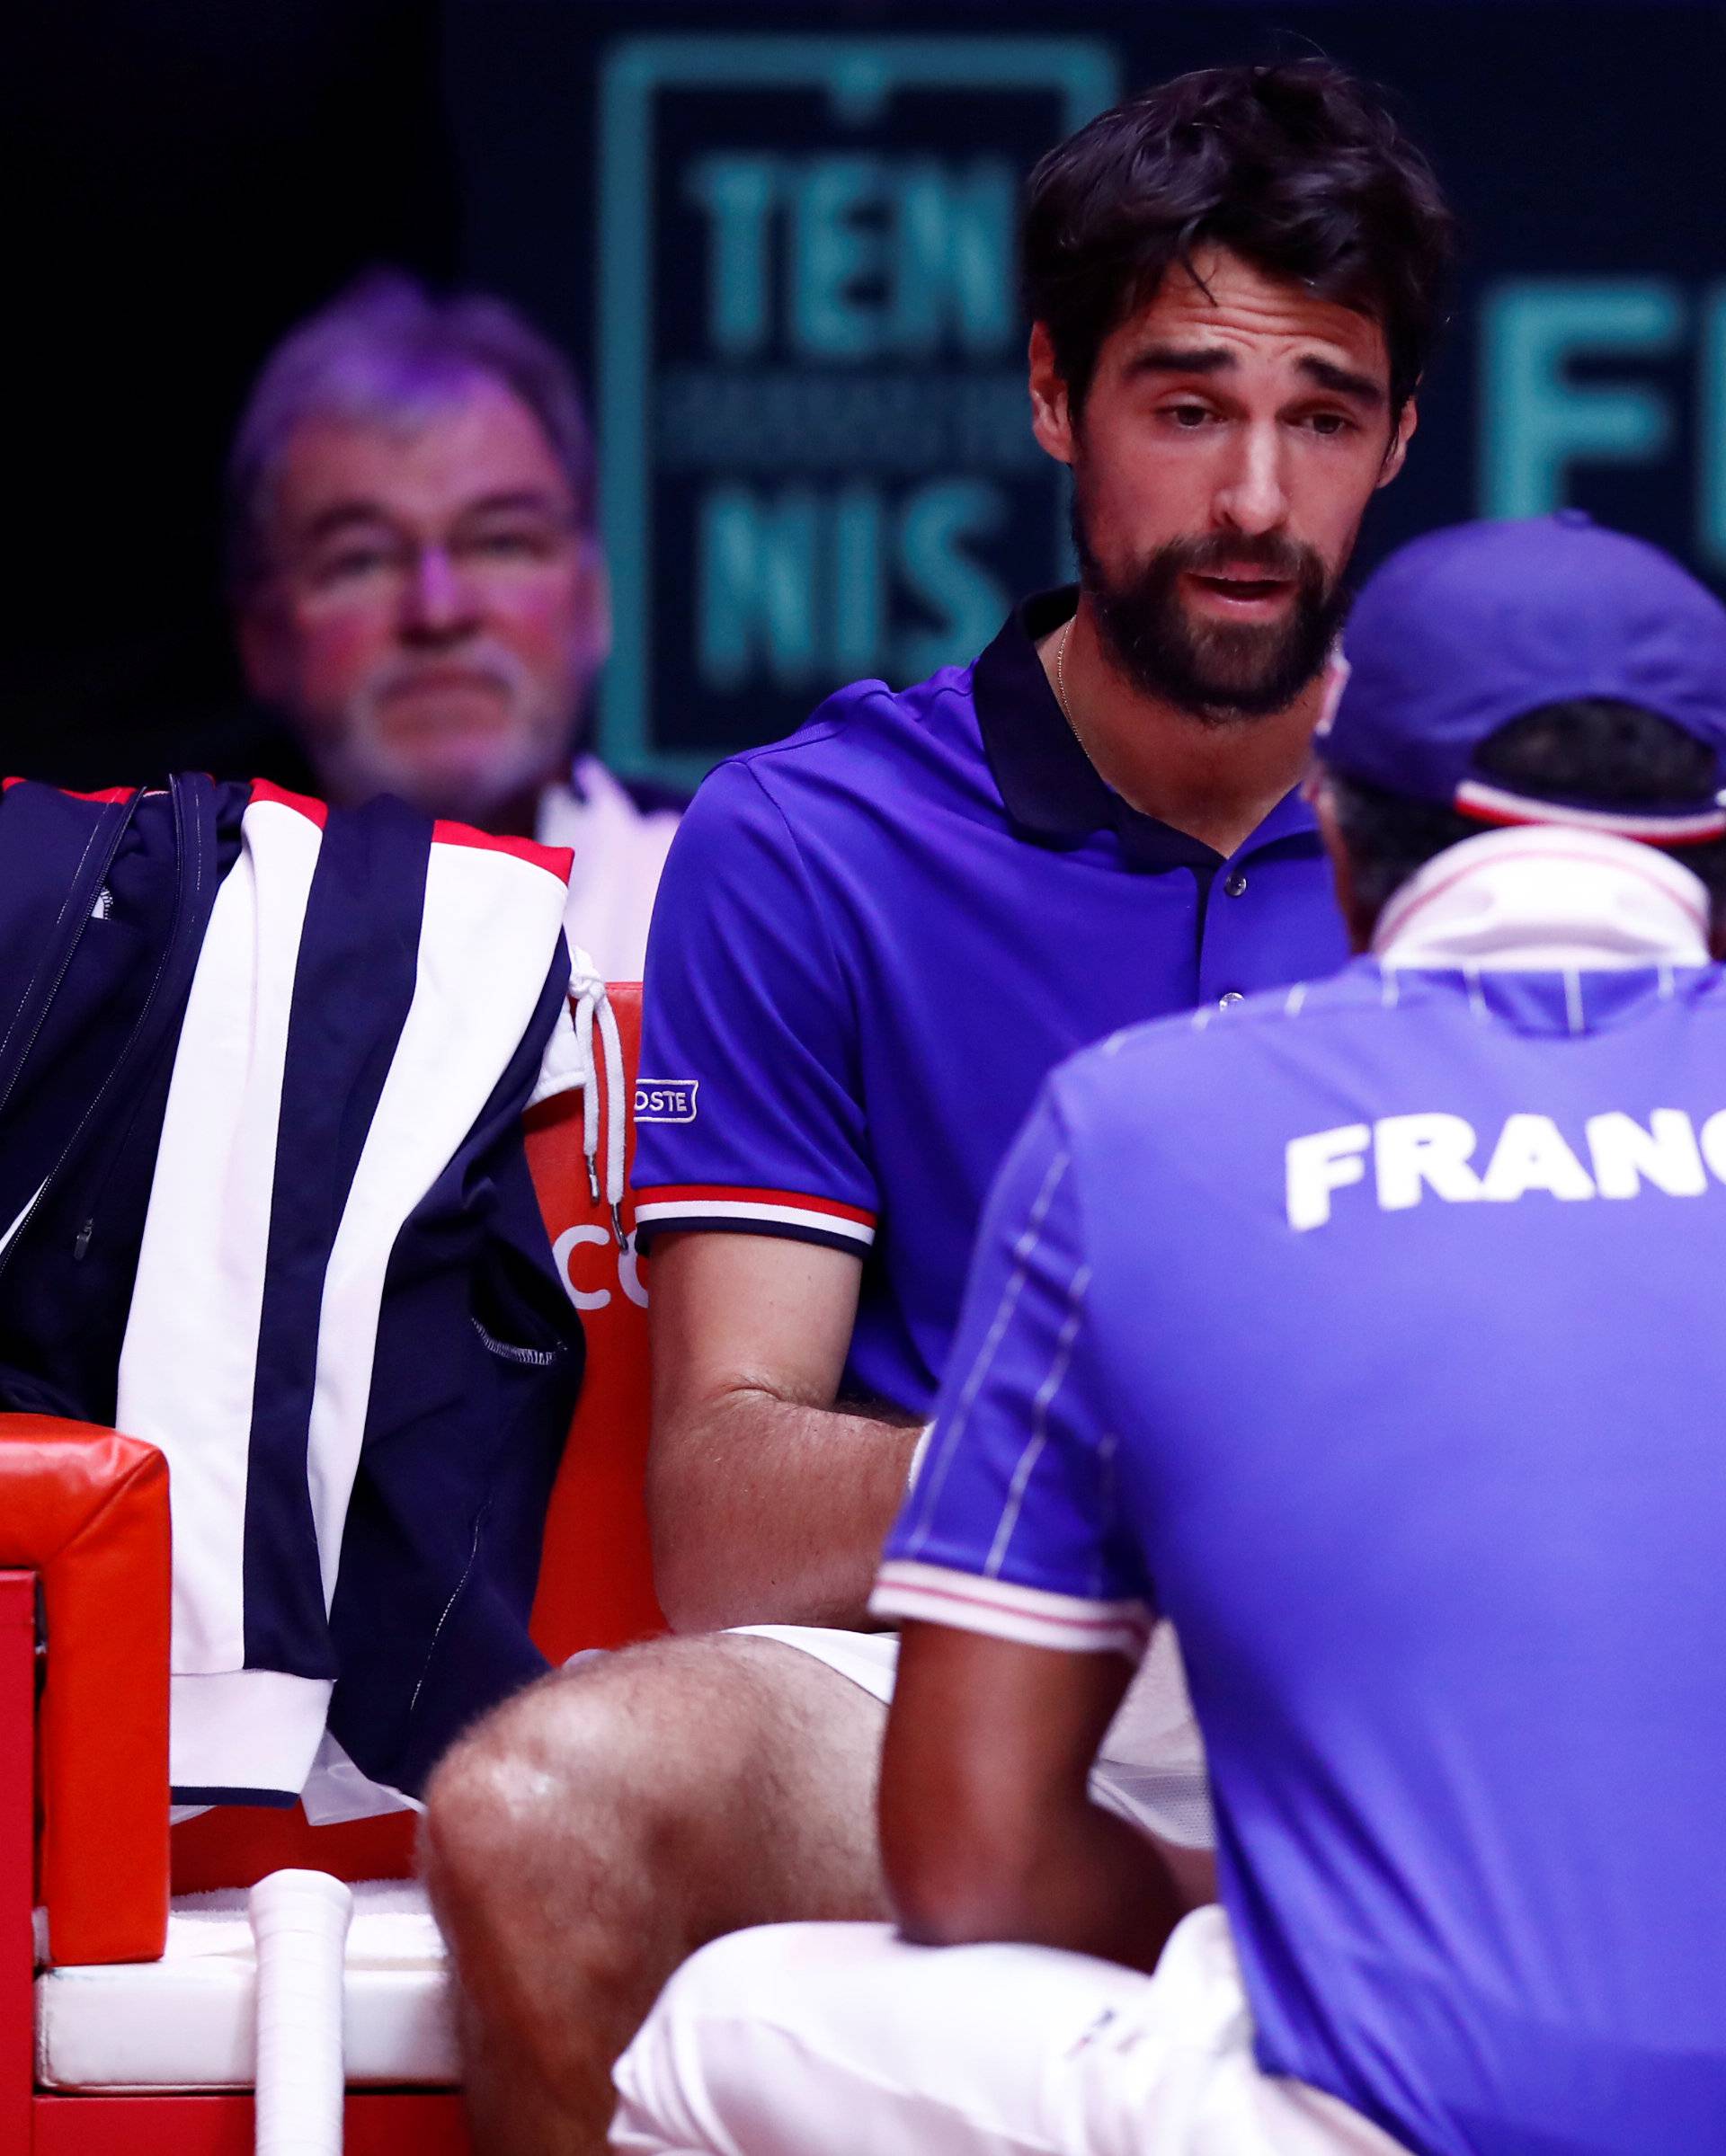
left=646, top=1230, right=922, bottom=1632
left=880, top=1620, right=1191, bottom=1973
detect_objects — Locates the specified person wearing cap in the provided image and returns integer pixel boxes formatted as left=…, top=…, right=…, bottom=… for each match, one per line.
left=609, top=512, right=1726, bottom=2156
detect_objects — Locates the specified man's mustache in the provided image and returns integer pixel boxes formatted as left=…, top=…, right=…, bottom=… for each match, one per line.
left=1164, top=533, right=1318, bottom=583
left=356, top=641, right=537, bottom=710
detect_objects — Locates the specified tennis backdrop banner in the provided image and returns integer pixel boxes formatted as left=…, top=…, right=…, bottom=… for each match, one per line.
left=446, top=3, right=1726, bottom=788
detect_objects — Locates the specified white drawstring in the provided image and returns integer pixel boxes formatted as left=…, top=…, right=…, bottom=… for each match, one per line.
left=567, top=949, right=628, bottom=1250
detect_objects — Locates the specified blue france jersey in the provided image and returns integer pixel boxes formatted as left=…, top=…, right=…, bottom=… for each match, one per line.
left=633, top=593, right=1346, bottom=1413
left=877, top=959, right=1726, bottom=2156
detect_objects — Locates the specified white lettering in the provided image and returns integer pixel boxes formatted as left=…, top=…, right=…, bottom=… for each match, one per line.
left=1285, top=1123, right=1370, bottom=1231
left=552, top=1226, right=651, bottom=1312
left=1585, top=1109, right=1706, bottom=1198
left=619, top=1233, right=649, bottom=1310
left=1479, top=1113, right=1596, bottom=1202
left=1286, top=1105, right=1726, bottom=1225
left=554, top=1224, right=613, bottom=1311
left=633, top=1079, right=700, bottom=1124
left=1375, top=1113, right=1481, bottom=1211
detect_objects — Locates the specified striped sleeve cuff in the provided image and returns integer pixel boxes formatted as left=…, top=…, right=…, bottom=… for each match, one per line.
left=633, top=1184, right=876, bottom=1253
left=870, top=1558, right=1152, bottom=1658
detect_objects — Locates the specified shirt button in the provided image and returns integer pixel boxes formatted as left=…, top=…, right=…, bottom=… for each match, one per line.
left=1218, top=990, right=1244, bottom=1009
left=1224, top=870, right=1249, bottom=898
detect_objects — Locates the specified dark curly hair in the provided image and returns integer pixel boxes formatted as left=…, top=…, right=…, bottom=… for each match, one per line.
left=1327, top=700, right=1726, bottom=919
left=1022, top=60, right=1455, bottom=421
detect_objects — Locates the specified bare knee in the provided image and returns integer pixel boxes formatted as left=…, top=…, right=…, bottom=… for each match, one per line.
left=422, top=1653, right=668, bottom=1934
left=422, top=1635, right=887, bottom=1947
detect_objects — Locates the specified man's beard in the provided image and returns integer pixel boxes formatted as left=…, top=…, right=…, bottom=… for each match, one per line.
left=332, top=640, right=572, bottom=821
left=1072, top=506, right=1348, bottom=724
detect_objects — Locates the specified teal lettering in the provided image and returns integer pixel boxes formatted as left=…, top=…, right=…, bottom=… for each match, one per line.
left=699, top=481, right=1010, bottom=690
left=791, top=156, right=890, bottom=359
left=686, top=155, right=779, bottom=358
left=891, top=159, right=1017, bottom=357
left=1481, top=280, right=1685, bottom=518
left=698, top=486, right=821, bottom=688
left=1699, top=287, right=1726, bottom=569
left=895, top=481, right=1007, bottom=677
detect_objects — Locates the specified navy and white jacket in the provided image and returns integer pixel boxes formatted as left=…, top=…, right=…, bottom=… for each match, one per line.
left=0, top=775, right=584, bottom=1805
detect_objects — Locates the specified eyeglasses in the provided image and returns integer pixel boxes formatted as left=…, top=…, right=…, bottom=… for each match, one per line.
left=284, top=510, right=589, bottom=609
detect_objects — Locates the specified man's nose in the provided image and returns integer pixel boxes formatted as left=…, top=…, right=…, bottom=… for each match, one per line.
left=1213, top=423, right=1290, bottom=537
left=400, top=544, right=483, bottom=640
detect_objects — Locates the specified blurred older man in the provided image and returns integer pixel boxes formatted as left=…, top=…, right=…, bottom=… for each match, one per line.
left=226, top=273, right=681, bottom=977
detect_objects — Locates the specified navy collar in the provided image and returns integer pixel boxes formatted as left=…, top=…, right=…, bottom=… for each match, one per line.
left=972, top=588, right=1320, bottom=871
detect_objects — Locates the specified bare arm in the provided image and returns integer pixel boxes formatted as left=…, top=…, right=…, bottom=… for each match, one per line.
left=646, top=1229, right=922, bottom=1632
left=880, top=1620, right=1193, bottom=1973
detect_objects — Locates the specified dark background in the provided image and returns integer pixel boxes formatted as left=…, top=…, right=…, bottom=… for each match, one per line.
left=12, top=2, right=1726, bottom=789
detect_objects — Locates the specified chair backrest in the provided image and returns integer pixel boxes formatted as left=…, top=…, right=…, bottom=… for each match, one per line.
left=170, top=983, right=663, bottom=1893
left=525, top=981, right=663, bottom=1661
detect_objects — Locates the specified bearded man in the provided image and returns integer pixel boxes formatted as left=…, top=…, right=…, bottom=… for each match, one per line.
left=423, top=59, right=1455, bottom=2156
left=226, top=274, right=681, bottom=978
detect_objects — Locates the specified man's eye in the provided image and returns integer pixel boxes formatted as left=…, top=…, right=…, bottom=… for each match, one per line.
left=1165, top=404, right=1214, bottom=430
left=461, top=528, right=555, bottom=563
left=313, top=546, right=395, bottom=585
left=1304, top=412, right=1353, bottom=438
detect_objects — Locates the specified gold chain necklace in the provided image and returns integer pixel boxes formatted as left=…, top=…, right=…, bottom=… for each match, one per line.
left=1053, top=616, right=1076, bottom=727
left=1051, top=615, right=1155, bottom=817
left=1054, top=615, right=1109, bottom=778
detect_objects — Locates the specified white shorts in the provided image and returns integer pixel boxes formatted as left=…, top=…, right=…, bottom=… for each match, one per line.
left=733, top=1619, right=1214, bottom=1849
left=612, top=1906, right=1408, bottom=2156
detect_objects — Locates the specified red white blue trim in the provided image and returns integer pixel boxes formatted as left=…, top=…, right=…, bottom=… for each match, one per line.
left=870, top=1557, right=1152, bottom=1657
left=634, top=1183, right=876, bottom=1251
left=1453, top=776, right=1726, bottom=846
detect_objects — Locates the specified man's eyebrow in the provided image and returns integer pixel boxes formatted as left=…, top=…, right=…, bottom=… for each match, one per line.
left=1116, top=344, right=1388, bottom=408
left=1297, top=356, right=1386, bottom=406
left=298, top=489, right=573, bottom=545
left=1119, top=343, right=1236, bottom=381
left=299, top=501, right=396, bottom=545
left=451, top=488, right=573, bottom=522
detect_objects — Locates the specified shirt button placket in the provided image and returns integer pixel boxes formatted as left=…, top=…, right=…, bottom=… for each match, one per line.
left=1208, top=862, right=1250, bottom=1007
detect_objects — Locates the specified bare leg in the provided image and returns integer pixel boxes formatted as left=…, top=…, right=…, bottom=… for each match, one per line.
left=421, top=1634, right=889, bottom=2156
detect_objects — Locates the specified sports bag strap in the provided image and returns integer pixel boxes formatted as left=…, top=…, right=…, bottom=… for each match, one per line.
left=0, top=785, right=145, bottom=1126
left=0, top=776, right=220, bottom=1282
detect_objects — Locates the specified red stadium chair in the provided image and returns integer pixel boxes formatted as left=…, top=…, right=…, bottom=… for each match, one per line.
left=0, top=981, right=660, bottom=2153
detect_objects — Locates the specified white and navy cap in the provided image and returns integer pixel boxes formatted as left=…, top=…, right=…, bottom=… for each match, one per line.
left=1318, top=511, right=1726, bottom=845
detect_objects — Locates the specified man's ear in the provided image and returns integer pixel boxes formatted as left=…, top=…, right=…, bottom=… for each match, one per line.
left=1028, top=322, right=1077, bottom=467
left=1376, top=395, right=1419, bottom=491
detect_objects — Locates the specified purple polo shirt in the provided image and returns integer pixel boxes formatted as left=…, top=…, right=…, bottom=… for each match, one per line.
left=633, top=589, right=1347, bottom=1413
left=876, top=957, right=1726, bottom=2154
